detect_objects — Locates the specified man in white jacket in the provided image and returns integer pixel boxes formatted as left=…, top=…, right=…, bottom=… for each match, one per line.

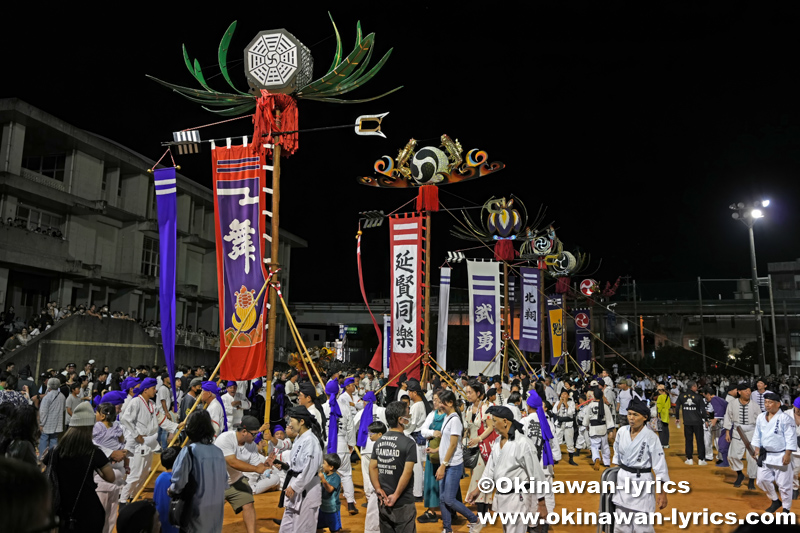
left=119, top=377, right=182, bottom=503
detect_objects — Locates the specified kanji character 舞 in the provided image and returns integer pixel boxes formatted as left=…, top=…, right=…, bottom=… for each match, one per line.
left=223, top=218, right=256, bottom=274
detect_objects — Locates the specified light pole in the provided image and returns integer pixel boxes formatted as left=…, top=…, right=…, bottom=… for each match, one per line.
left=730, top=200, right=769, bottom=374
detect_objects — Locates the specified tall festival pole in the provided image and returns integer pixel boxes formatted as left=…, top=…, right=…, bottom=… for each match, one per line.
left=502, top=262, right=510, bottom=380
left=421, top=214, right=432, bottom=386
left=264, top=111, right=281, bottom=421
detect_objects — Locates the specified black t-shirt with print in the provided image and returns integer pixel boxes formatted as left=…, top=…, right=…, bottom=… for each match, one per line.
left=373, top=430, right=417, bottom=507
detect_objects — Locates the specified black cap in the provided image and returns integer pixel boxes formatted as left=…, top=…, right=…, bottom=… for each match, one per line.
left=763, top=392, right=781, bottom=402
left=726, top=383, right=738, bottom=393
left=239, top=416, right=261, bottom=432
left=736, top=382, right=752, bottom=391
left=627, top=398, right=650, bottom=419
left=486, top=405, right=514, bottom=421
left=298, top=381, right=317, bottom=399
left=406, top=379, right=423, bottom=393
left=288, top=405, right=317, bottom=423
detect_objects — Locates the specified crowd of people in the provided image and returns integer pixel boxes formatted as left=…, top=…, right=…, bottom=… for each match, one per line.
left=1, top=357, right=798, bottom=532
left=0, top=305, right=221, bottom=356
left=3, top=216, right=64, bottom=239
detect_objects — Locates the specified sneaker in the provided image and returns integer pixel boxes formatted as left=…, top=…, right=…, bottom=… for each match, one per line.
left=698, top=460, right=708, bottom=466
left=469, top=521, right=485, bottom=533
left=348, top=502, right=359, bottom=515
left=685, top=459, right=694, bottom=465
left=418, top=510, right=438, bottom=523
left=663, top=445, right=670, bottom=449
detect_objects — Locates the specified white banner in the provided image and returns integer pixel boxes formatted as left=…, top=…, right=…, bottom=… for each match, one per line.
left=436, top=267, right=451, bottom=370
left=468, top=260, right=501, bottom=377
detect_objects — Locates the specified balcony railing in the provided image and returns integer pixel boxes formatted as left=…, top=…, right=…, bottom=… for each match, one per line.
left=20, top=167, right=66, bottom=192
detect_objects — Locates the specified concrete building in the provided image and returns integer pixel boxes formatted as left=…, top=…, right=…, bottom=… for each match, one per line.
left=0, top=98, right=305, bottom=356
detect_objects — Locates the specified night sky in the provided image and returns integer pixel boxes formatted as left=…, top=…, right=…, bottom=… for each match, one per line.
left=5, top=4, right=800, bottom=302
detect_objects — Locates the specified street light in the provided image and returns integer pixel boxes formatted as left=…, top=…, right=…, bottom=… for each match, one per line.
left=729, top=200, right=770, bottom=374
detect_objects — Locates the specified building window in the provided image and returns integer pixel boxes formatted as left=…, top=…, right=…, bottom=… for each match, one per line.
left=141, top=237, right=159, bottom=277
left=118, top=178, right=123, bottom=197
left=22, top=154, right=66, bottom=182
left=15, top=204, right=64, bottom=233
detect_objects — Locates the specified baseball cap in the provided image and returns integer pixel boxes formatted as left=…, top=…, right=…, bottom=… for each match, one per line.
left=239, top=415, right=261, bottom=432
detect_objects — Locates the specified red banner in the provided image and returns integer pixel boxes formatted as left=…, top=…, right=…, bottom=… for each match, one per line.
left=212, top=144, right=269, bottom=380
left=389, top=214, right=423, bottom=383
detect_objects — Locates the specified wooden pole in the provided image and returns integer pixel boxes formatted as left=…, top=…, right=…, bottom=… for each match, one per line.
left=277, top=289, right=325, bottom=387
left=132, top=275, right=272, bottom=502
left=374, top=354, right=423, bottom=396
left=421, top=214, right=432, bottom=387
left=540, top=271, right=546, bottom=372
left=264, top=110, right=282, bottom=423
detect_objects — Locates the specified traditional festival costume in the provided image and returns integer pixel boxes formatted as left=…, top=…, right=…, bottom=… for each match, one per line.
left=279, top=407, right=324, bottom=533
left=752, top=392, right=797, bottom=512
left=611, top=399, right=670, bottom=533
left=119, top=378, right=179, bottom=502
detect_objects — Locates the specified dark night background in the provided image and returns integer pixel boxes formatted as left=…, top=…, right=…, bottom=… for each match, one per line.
left=4, top=3, right=800, bottom=303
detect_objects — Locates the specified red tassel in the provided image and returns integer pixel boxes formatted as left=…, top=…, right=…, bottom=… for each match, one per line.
left=555, top=276, right=572, bottom=294
left=415, top=185, right=440, bottom=213
left=493, top=239, right=516, bottom=261
left=252, top=90, right=299, bottom=157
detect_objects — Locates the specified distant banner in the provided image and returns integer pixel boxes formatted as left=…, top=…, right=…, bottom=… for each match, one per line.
left=574, top=307, right=592, bottom=375
left=383, top=314, right=391, bottom=377
left=547, top=295, right=564, bottom=367
left=520, top=267, right=540, bottom=353
left=468, top=260, right=501, bottom=376
left=508, top=274, right=517, bottom=340
left=436, top=267, right=452, bottom=370
left=154, top=167, right=177, bottom=409
left=212, top=144, right=269, bottom=380
left=390, top=214, right=423, bottom=382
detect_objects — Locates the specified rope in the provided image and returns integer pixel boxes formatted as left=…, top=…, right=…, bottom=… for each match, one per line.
left=181, top=114, right=251, bottom=132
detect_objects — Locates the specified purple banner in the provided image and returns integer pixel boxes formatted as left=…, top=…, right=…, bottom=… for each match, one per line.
left=468, top=260, right=501, bottom=376
left=574, top=307, right=592, bottom=375
left=154, top=167, right=177, bottom=409
left=520, top=267, right=540, bottom=352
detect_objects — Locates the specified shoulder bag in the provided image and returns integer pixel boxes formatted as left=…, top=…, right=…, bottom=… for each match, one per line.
left=169, top=445, right=197, bottom=527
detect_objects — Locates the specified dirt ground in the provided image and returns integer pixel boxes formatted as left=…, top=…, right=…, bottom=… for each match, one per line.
left=140, top=419, right=794, bottom=532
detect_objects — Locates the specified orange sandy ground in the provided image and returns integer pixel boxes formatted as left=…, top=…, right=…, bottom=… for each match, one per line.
left=140, top=419, right=793, bottom=532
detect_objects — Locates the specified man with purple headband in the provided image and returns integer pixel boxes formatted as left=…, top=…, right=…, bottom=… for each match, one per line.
left=201, top=380, right=228, bottom=438
left=355, top=390, right=387, bottom=511
left=521, top=389, right=558, bottom=515
left=324, top=377, right=358, bottom=515
left=119, top=377, right=184, bottom=504
left=223, top=381, right=251, bottom=428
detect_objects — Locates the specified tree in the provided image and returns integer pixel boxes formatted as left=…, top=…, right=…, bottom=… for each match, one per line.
left=739, top=341, right=788, bottom=373
left=699, top=337, right=728, bottom=366
left=654, top=345, right=699, bottom=373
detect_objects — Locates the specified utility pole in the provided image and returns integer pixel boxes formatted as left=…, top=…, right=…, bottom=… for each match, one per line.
left=767, top=274, right=779, bottom=373
left=747, top=223, right=767, bottom=374
left=633, top=279, right=638, bottom=359
left=698, top=276, right=707, bottom=372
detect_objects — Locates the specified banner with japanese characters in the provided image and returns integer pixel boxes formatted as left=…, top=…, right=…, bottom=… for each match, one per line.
left=547, top=295, right=564, bottom=367
left=467, top=260, right=501, bottom=376
left=436, top=267, right=452, bottom=370
left=389, top=214, right=423, bottom=382
left=574, top=307, right=592, bottom=375
left=212, top=144, right=269, bottom=380
left=519, top=267, right=540, bottom=353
